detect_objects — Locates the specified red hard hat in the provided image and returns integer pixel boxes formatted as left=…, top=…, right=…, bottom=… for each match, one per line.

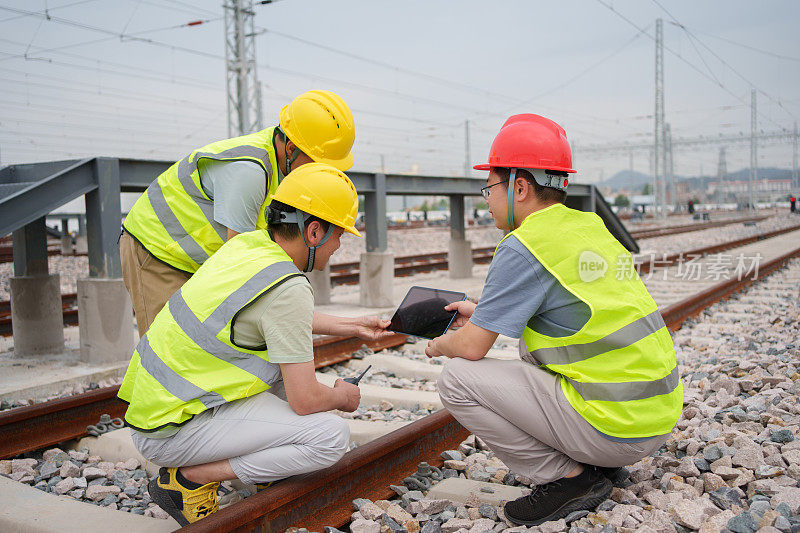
left=474, top=114, right=576, bottom=173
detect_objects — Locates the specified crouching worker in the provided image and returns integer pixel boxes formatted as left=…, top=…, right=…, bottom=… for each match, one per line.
left=426, top=115, right=682, bottom=526
left=118, top=163, right=390, bottom=525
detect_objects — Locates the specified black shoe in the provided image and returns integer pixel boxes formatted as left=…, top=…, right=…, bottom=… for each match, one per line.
left=503, top=466, right=612, bottom=526
left=595, top=466, right=629, bottom=485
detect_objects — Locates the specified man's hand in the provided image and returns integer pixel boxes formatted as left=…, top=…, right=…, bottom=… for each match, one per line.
left=425, top=336, right=445, bottom=358
left=334, top=378, right=361, bottom=412
left=445, top=300, right=477, bottom=329
left=353, top=316, right=394, bottom=341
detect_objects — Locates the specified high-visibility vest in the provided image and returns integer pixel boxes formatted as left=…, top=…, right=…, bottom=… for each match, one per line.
left=510, top=203, right=682, bottom=439
left=118, top=230, right=305, bottom=432
left=123, top=128, right=280, bottom=273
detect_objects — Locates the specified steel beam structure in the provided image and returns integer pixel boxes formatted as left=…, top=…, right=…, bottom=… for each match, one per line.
left=1, top=158, right=637, bottom=253
left=449, top=194, right=466, bottom=240
left=12, top=217, right=49, bottom=277
left=85, top=158, right=123, bottom=278
left=363, top=173, right=388, bottom=253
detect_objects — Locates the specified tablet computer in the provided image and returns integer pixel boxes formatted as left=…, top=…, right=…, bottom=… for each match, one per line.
left=389, top=286, right=467, bottom=339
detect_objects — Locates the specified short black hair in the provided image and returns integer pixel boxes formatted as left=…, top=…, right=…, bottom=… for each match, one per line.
left=274, top=125, right=306, bottom=160
left=267, top=200, right=330, bottom=240
left=492, top=167, right=567, bottom=204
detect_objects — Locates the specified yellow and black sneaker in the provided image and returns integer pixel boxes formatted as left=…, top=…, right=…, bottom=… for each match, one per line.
left=147, top=467, right=220, bottom=526
left=254, top=481, right=275, bottom=492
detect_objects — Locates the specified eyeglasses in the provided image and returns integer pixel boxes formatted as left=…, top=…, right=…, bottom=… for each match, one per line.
left=480, top=181, right=504, bottom=200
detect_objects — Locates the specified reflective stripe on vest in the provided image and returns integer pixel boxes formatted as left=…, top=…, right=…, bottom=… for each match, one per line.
left=124, top=129, right=278, bottom=272
left=118, top=232, right=304, bottom=431
left=137, top=333, right=226, bottom=408
left=512, top=203, right=682, bottom=439
left=146, top=180, right=212, bottom=265
left=529, top=309, right=666, bottom=366
left=166, top=261, right=297, bottom=384
left=566, top=365, right=680, bottom=403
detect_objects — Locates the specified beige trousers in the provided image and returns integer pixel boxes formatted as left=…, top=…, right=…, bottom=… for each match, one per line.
left=120, top=232, right=192, bottom=335
left=131, top=384, right=350, bottom=485
left=437, top=357, right=668, bottom=485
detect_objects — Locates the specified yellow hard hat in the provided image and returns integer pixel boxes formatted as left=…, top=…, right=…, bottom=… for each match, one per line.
left=272, top=162, right=361, bottom=237
left=279, top=90, right=355, bottom=171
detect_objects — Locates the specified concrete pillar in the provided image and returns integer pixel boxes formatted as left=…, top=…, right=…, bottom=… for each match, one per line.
left=359, top=251, right=394, bottom=308
left=60, top=217, right=73, bottom=255
left=307, top=264, right=331, bottom=305
left=448, top=195, right=473, bottom=279
left=359, top=173, right=394, bottom=307
left=75, top=215, right=88, bottom=254
left=77, top=278, right=136, bottom=364
left=448, top=239, right=473, bottom=279
left=10, top=275, right=65, bottom=356
left=76, top=158, right=135, bottom=364
left=60, top=236, right=73, bottom=255
left=75, top=236, right=88, bottom=255
left=10, top=217, right=65, bottom=356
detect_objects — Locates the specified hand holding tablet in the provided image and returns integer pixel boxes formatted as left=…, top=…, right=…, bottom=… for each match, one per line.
left=388, top=286, right=467, bottom=339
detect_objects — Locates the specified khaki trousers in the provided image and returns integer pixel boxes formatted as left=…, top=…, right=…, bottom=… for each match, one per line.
left=120, top=232, right=192, bottom=335
left=131, top=384, right=350, bottom=485
left=437, top=357, right=668, bottom=485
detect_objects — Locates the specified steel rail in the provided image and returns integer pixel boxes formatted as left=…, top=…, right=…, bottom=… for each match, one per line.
left=636, top=223, right=800, bottom=274
left=182, top=410, right=469, bottom=533
left=0, top=333, right=407, bottom=459
left=660, top=243, right=800, bottom=330
left=178, top=245, right=800, bottom=532
left=628, top=215, right=767, bottom=239
left=2, top=239, right=799, bottom=530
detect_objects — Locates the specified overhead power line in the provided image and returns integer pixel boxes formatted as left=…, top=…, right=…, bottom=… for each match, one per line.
left=262, top=27, right=521, bottom=105
left=652, top=0, right=796, bottom=122
left=678, top=25, right=800, bottom=63
left=593, top=0, right=791, bottom=130
left=0, top=0, right=98, bottom=24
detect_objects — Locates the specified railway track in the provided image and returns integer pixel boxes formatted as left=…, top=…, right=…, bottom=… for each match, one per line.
left=0, top=332, right=408, bottom=459
left=184, top=240, right=800, bottom=533
left=626, top=214, right=768, bottom=239
left=3, top=220, right=794, bottom=336
left=2, top=227, right=800, bottom=531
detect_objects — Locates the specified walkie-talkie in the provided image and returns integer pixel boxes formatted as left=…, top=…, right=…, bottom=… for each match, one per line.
left=344, top=365, right=372, bottom=385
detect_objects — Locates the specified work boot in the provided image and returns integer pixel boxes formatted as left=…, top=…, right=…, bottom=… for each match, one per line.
left=147, top=467, right=220, bottom=526
left=503, top=466, right=612, bottom=526
left=595, top=466, right=630, bottom=486
left=254, top=480, right=276, bottom=492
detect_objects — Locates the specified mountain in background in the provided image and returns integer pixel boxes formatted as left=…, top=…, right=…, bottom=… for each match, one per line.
left=596, top=167, right=793, bottom=193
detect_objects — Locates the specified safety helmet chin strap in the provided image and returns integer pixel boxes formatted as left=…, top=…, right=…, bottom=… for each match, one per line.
left=506, top=168, right=517, bottom=233
left=276, top=209, right=335, bottom=272
left=505, top=168, right=568, bottom=233
left=277, top=125, right=302, bottom=176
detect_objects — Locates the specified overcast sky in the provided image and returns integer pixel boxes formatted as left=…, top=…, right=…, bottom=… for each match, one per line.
left=1, top=0, right=798, bottom=183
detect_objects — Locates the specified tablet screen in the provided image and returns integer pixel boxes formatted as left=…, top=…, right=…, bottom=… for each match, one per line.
left=389, top=286, right=466, bottom=339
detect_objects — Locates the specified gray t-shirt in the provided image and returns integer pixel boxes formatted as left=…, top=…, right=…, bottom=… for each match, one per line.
left=470, top=235, right=652, bottom=443
left=197, top=159, right=268, bottom=234
left=470, top=235, right=590, bottom=339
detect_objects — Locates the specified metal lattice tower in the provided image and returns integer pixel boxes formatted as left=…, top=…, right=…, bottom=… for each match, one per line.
left=224, top=0, right=263, bottom=137
left=716, top=147, right=727, bottom=204
left=654, top=18, right=666, bottom=218
left=749, top=89, right=757, bottom=210
left=793, top=122, right=798, bottom=193
left=665, top=123, right=674, bottom=205
left=464, top=120, right=471, bottom=178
